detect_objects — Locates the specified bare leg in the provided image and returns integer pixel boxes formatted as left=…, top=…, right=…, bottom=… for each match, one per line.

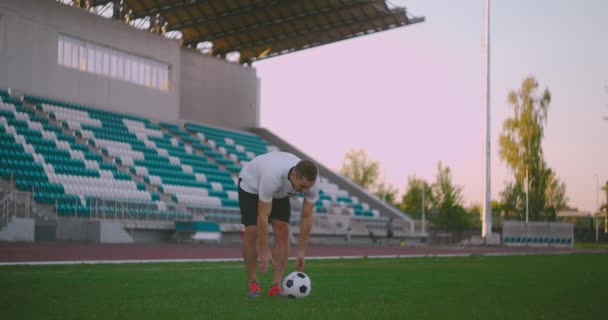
left=242, top=225, right=258, bottom=282
left=270, top=220, right=290, bottom=285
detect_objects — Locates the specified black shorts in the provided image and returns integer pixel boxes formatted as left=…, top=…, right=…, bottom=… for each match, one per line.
left=238, top=181, right=291, bottom=227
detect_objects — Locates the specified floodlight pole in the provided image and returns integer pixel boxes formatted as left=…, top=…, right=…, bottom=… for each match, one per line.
left=482, top=0, right=493, bottom=239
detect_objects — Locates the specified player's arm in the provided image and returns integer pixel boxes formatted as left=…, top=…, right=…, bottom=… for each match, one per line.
left=296, top=198, right=314, bottom=271
left=256, top=199, right=274, bottom=273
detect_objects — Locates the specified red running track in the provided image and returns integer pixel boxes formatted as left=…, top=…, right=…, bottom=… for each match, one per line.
left=1, top=242, right=605, bottom=263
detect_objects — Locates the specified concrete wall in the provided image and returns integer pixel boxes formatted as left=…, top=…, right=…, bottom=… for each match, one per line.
left=56, top=218, right=100, bottom=242
left=0, top=0, right=260, bottom=129
left=0, top=218, right=35, bottom=242
left=99, top=220, right=134, bottom=243
left=55, top=218, right=134, bottom=243
left=0, top=0, right=180, bottom=120
left=131, top=229, right=174, bottom=243
left=179, top=48, right=260, bottom=129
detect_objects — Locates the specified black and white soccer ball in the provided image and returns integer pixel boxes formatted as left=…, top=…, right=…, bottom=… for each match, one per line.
left=282, top=271, right=311, bottom=299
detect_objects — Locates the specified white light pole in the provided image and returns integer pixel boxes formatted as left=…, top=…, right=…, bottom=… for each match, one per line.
left=482, top=0, right=492, bottom=239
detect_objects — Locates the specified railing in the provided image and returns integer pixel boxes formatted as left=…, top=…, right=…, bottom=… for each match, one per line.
left=290, top=200, right=421, bottom=234
left=182, top=202, right=420, bottom=236
left=54, top=197, right=192, bottom=223
left=185, top=205, right=241, bottom=224
left=0, top=190, right=33, bottom=228
left=1, top=188, right=426, bottom=238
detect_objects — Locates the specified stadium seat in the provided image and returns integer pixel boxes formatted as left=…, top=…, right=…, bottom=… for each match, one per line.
left=1, top=96, right=189, bottom=219
left=1, top=92, right=388, bottom=226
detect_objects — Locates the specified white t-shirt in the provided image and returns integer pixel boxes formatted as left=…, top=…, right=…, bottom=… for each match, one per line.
left=238, top=152, right=320, bottom=203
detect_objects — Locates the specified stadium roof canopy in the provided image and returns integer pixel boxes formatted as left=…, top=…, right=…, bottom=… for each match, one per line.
left=85, top=0, right=425, bottom=64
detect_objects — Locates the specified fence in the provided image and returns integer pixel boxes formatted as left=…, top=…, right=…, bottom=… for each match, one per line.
left=55, top=197, right=192, bottom=223
left=0, top=190, right=33, bottom=228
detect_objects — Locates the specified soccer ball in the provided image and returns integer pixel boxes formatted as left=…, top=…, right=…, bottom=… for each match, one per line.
left=282, top=271, right=311, bottom=299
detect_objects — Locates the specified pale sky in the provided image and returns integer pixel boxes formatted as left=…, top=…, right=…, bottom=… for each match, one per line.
left=254, top=0, right=608, bottom=214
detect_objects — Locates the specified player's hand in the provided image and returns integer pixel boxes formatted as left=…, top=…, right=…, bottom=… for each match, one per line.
left=258, top=247, right=275, bottom=274
left=296, top=251, right=305, bottom=271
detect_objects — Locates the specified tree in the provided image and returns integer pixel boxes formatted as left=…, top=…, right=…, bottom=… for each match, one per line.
left=498, top=76, right=567, bottom=221
left=544, top=169, right=568, bottom=220
left=500, top=180, right=526, bottom=220
left=339, top=148, right=379, bottom=191
left=430, top=162, right=463, bottom=211
left=400, top=176, right=431, bottom=219
left=430, top=162, right=467, bottom=231
left=601, top=181, right=608, bottom=218
left=375, top=182, right=399, bottom=207
left=467, top=203, right=482, bottom=229
left=499, top=76, right=550, bottom=183
left=491, top=200, right=503, bottom=223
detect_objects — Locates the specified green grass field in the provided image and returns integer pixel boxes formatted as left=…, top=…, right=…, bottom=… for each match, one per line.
left=1, top=253, right=607, bottom=320
left=575, top=242, right=608, bottom=249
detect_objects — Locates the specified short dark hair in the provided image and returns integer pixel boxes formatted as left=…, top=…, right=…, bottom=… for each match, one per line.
left=295, top=159, right=318, bottom=182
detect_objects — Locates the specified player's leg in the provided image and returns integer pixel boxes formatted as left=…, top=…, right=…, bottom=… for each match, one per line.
left=238, top=182, right=261, bottom=297
left=270, top=219, right=289, bottom=285
left=268, top=197, right=291, bottom=296
left=242, top=225, right=258, bottom=282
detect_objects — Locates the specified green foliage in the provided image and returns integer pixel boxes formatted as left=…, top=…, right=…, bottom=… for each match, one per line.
left=602, top=182, right=608, bottom=213
left=498, top=76, right=551, bottom=183
left=498, top=76, right=568, bottom=221
left=544, top=169, right=568, bottom=219
left=374, top=181, right=399, bottom=206
left=430, top=162, right=462, bottom=209
left=339, top=148, right=379, bottom=191
left=340, top=149, right=400, bottom=207
left=467, top=203, right=482, bottom=229
left=400, top=176, right=431, bottom=219
left=429, top=162, right=468, bottom=231
left=491, top=200, right=503, bottom=222
left=500, top=180, right=526, bottom=220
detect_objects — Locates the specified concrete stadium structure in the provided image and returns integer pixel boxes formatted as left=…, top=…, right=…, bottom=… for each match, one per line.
left=0, top=0, right=429, bottom=245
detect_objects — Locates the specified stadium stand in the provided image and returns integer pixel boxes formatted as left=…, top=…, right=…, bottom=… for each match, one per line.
left=24, top=95, right=238, bottom=211
left=1, top=92, right=189, bottom=220
left=0, top=0, right=424, bottom=243
left=1, top=90, right=402, bottom=234
left=185, top=122, right=279, bottom=164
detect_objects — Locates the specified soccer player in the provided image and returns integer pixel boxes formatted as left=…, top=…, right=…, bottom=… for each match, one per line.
left=238, top=151, right=320, bottom=297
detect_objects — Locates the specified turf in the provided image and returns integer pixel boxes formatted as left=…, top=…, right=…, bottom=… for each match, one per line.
left=575, top=242, right=608, bottom=249
left=1, top=253, right=606, bottom=320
